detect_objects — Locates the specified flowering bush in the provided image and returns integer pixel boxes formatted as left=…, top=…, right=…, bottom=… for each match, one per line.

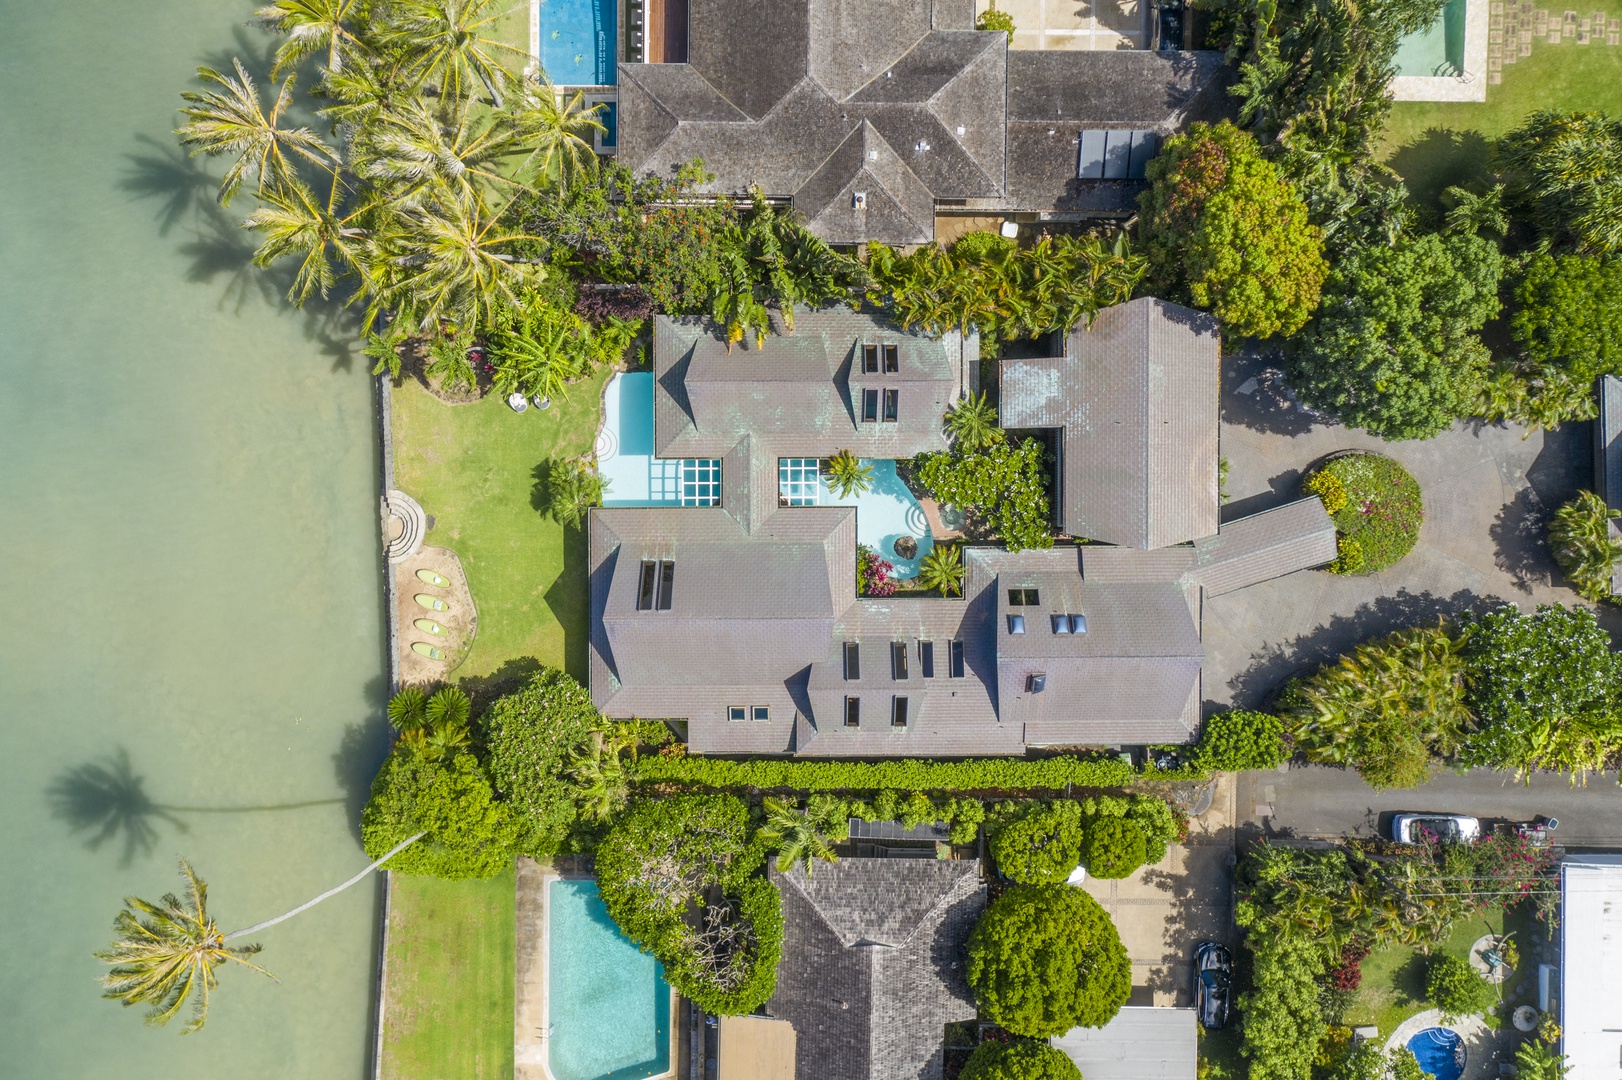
left=481, top=667, right=603, bottom=856
left=1325, top=942, right=1370, bottom=991
left=1306, top=453, right=1423, bottom=573
left=1304, top=469, right=1349, bottom=514
left=857, top=544, right=898, bottom=597
left=575, top=284, right=654, bottom=324
left=1329, top=535, right=1366, bottom=575
left=914, top=437, right=1054, bottom=552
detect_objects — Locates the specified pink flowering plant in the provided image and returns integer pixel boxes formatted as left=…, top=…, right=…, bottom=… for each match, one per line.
left=857, top=544, right=898, bottom=597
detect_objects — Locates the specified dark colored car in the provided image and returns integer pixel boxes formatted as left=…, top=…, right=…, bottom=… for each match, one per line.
left=1193, top=942, right=1233, bottom=1030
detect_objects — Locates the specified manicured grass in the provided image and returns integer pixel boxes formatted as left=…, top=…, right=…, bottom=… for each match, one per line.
left=391, top=367, right=611, bottom=681
left=1341, top=908, right=1512, bottom=1035
left=1383, top=12, right=1622, bottom=211
left=380, top=870, right=517, bottom=1080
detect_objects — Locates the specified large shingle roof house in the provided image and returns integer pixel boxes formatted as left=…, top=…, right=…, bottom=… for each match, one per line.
left=615, top=0, right=1234, bottom=245
left=586, top=300, right=1337, bottom=755
left=766, top=858, right=985, bottom=1080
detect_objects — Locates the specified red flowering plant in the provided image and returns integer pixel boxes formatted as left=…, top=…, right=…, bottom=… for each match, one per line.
left=858, top=544, right=898, bottom=597
left=1326, top=941, right=1370, bottom=991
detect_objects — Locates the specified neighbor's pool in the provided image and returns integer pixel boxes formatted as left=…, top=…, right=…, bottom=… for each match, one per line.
left=1394, top=0, right=1466, bottom=76
left=780, top=457, right=936, bottom=579
left=539, top=0, right=617, bottom=85
left=1406, top=1027, right=1466, bottom=1080
left=547, top=879, right=671, bottom=1080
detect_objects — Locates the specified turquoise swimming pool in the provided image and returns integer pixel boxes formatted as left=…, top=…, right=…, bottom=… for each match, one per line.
left=779, top=457, right=935, bottom=578
left=599, top=372, right=721, bottom=506
left=547, top=879, right=671, bottom=1080
left=1394, top=0, right=1466, bottom=76
left=539, top=0, right=618, bottom=85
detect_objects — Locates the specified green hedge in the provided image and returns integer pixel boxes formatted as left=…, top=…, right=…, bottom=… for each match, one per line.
left=629, top=754, right=1144, bottom=792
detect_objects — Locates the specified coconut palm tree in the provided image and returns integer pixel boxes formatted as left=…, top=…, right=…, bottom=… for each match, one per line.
left=546, top=458, right=606, bottom=528
left=97, top=838, right=421, bottom=1033
left=507, top=80, right=605, bottom=189
left=944, top=392, right=1001, bottom=452
left=379, top=0, right=527, bottom=107
left=378, top=188, right=542, bottom=334
left=253, top=0, right=374, bottom=76
left=1548, top=490, right=1622, bottom=603
left=757, top=796, right=845, bottom=876
left=352, top=95, right=521, bottom=210
left=917, top=542, right=965, bottom=597
left=824, top=449, right=873, bottom=499
left=243, top=174, right=381, bottom=306
left=175, top=58, right=338, bottom=206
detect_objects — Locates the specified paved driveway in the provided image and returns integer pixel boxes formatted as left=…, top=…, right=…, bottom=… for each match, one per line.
left=1205, top=351, right=1602, bottom=713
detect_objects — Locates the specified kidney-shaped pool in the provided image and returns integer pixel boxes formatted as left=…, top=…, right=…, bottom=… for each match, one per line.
left=547, top=878, right=673, bottom=1080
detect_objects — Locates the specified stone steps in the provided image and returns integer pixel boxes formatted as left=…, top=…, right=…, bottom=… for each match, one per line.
left=384, top=489, right=426, bottom=563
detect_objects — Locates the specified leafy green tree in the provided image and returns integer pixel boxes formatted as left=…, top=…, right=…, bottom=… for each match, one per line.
left=174, top=59, right=338, bottom=206
left=914, top=438, right=1052, bottom=552
left=1549, top=490, right=1622, bottom=602
left=1460, top=603, right=1622, bottom=779
left=757, top=795, right=847, bottom=875
left=708, top=190, right=858, bottom=348
left=1085, top=817, right=1147, bottom=879
left=824, top=449, right=874, bottom=499
left=481, top=667, right=603, bottom=855
left=1510, top=253, right=1622, bottom=382
left=1286, top=232, right=1503, bottom=439
left=1279, top=625, right=1469, bottom=789
left=966, top=884, right=1131, bottom=1037
left=1193, top=710, right=1288, bottom=771
left=1138, top=121, right=1326, bottom=339
left=960, top=1039, right=1081, bottom=1080
left=945, top=392, right=1003, bottom=452
left=918, top=542, right=966, bottom=597
left=1425, top=954, right=1496, bottom=1021
left=1238, top=933, right=1326, bottom=1080
left=96, top=838, right=421, bottom=1033
left=1495, top=110, right=1622, bottom=255
left=989, top=801, right=1085, bottom=884
left=361, top=748, right=520, bottom=878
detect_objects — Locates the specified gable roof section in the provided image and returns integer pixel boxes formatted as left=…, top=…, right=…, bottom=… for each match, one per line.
left=1191, top=497, right=1336, bottom=596
left=1000, top=298, right=1219, bottom=549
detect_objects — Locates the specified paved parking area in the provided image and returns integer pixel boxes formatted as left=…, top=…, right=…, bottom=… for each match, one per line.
left=978, top=0, right=1148, bottom=50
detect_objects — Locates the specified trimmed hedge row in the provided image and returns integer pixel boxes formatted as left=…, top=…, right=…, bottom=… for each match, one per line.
left=628, top=754, right=1158, bottom=792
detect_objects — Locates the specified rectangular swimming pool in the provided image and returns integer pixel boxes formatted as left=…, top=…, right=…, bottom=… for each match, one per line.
left=546, top=878, right=671, bottom=1080
left=599, top=372, right=720, bottom=506
left=539, top=0, right=618, bottom=85
left=1394, top=0, right=1466, bottom=76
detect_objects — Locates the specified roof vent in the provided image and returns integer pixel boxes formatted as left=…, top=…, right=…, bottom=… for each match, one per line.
left=956, top=125, right=966, bottom=135
left=852, top=192, right=867, bottom=210
left=915, top=139, right=931, bottom=152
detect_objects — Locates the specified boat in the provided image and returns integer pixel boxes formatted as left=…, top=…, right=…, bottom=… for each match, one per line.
left=414, top=619, right=447, bottom=636
left=413, top=594, right=449, bottom=612
left=415, top=568, right=450, bottom=588
left=411, top=642, right=445, bottom=660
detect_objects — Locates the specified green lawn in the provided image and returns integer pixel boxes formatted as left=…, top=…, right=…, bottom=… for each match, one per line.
left=1384, top=14, right=1622, bottom=211
left=380, top=870, right=516, bottom=1080
left=391, top=368, right=611, bottom=682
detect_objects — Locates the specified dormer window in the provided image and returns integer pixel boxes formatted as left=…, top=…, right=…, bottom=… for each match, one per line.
left=844, top=641, right=861, bottom=680
left=883, top=388, right=899, bottom=422
left=891, top=641, right=909, bottom=680
left=862, top=344, right=879, bottom=374
left=862, top=388, right=879, bottom=422
left=638, top=559, right=675, bottom=610
left=1007, top=588, right=1040, bottom=606
left=845, top=696, right=861, bottom=727
left=882, top=344, right=899, bottom=373
left=892, top=696, right=909, bottom=728
left=919, top=640, right=935, bottom=678
left=949, top=639, right=965, bottom=678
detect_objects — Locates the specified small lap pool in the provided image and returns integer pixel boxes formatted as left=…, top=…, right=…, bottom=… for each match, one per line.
left=1406, top=1027, right=1466, bottom=1080
left=539, top=0, right=617, bottom=85
left=599, top=373, right=721, bottom=506
left=547, top=878, right=672, bottom=1080
left=1394, top=0, right=1466, bottom=76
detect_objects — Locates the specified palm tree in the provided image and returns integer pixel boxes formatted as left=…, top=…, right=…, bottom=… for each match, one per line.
left=378, top=189, right=542, bottom=334
left=546, top=458, right=606, bottom=528
left=424, top=685, right=471, bottom=727
left=944, top=392, right=1001, bottom=452
left=97, top=838, right=421, bottom=1033
left=1548, top=490, right=1622, bottom=603
left=175, top=58, right=338, bottom=206
left=243, top=174, right=381, bottom=306
left=569, top=733, right=630, bottom=822
left=352, top=95, right=521, bottom=210
left=508, top=80, right=605, bottom=189
left=824, top=449, right=873, bottom=499
left=387, top=686, right=429, bottom=730
left=757, top=796, right=845, bottom=876
left=379, top=0, right=528, bottom=107
left=253, top=0, right=374, bottom=76
left=917, top=542, right=965, bottom=597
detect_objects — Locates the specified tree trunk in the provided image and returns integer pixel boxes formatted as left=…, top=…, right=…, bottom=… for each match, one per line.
left=223, top=832, right=425, bottom=941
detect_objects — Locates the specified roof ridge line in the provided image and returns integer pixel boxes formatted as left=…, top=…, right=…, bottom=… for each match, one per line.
left=838, top=30, right=935, bottom=102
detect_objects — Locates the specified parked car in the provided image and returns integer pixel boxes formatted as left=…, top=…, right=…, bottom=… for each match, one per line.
left=1392, top=813, right=1482, bottom=845
left=1193, top=942, right=1232, bottom=1030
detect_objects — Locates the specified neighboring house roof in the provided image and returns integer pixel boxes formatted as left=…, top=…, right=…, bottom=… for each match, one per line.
left=1559, top=855, right=1622, bottom=1079
left=767, top=859, right=985, bottom=1080
left=1050, top=1007, right=1199, bottom=1080
left=717, top=1016, right=796, bottom=1080
left=1593, top=376, right=1622, bottom=594
left=1000, top=298, right=1220, bottom=549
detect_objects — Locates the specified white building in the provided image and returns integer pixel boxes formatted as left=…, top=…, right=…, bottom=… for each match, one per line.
left=1560, top=855, right=1622, bottom=1078
left=1051, top=1007, right=1198, bottom=1080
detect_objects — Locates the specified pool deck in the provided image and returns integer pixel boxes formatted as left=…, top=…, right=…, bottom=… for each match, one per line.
left=1390, top=0, right=1490, bottom=100
left=1383, top=1011, right=1507, bottom=1080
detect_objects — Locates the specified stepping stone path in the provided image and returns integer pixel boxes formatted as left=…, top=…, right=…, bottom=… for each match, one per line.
left=1488, top=0, right=1619, bottom=84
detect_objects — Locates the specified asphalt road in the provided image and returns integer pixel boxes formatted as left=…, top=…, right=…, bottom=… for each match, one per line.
left=1236, top=765, right=1622, bottom=848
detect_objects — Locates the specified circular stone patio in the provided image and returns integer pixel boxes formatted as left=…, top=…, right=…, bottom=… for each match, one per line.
left=1384, top=1011, right=1497, bottom=1080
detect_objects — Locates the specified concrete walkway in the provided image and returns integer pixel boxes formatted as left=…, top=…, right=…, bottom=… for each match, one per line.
left=514, top=856, right=549, bottom=1080
left=1204, top=351, right=1599, bottom=713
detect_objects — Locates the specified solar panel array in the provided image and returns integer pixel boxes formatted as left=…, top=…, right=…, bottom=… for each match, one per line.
left=1076, top=129, right=1161, bottom=180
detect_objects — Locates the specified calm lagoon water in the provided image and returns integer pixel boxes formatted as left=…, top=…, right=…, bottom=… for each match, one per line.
left=0, top=1, right=388, bottom=1077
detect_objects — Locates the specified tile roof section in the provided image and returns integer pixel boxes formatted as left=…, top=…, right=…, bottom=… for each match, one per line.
left=1191, top=497, right=1336, bottom=596
left=768, top=859, right=984, bottom=1080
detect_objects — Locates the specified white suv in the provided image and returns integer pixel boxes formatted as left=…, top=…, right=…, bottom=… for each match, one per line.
left=1392, top=813, right=1481, bottom=845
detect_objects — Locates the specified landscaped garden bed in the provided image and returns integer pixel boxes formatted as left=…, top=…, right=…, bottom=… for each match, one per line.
left=1305, top=452, right=1424, bottom=574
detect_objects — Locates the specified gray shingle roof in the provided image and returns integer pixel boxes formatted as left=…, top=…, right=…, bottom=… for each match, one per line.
left=1000, top=298, right=1220, bottom=549
left=1191, top=497, right=1336, bottom=596
left=768, top=859, right=984, bottom=1080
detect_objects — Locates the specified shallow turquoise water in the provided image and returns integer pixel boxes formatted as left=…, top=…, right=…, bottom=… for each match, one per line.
left=0, top=2, right=387, bottom=1077
left=547, top=879, right=671, bottom=1080
left=1394, top=0, right=1467, bottom=76
left=538, top=0, right=618, bottom=85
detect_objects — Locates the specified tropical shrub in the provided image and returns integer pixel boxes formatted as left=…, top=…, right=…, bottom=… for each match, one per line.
left=361, top=749, right=521, bottom=879
left=918, top=542, right=966, bottom=597
left=543, top=458, right=607, bottom=529
left=1515, top=1040, right=1571, bottom=1080
left=481, top=667, right=603, bottom=856
left=1495, top=110, right=1622, bottom=255
left=825, top=450, right=874, bottom=499
left=1425, top=955, right=1496, bottom=1021
left=1286, top=233, right=1503, bottom=440
left=629, top=753, right=1143, bottom=792
left=1303, top=469, right=1348, bottom=514
left=845, top=791, right=985, bottom=843
left=974, top=6, right=1018, bottom=42
left=1305, top=454, right=1423, bottom=573
left=857, top=544, right=898, bottom=597
left=1279, top=625, right=1468, bottom=789
left=1510, top=254, right=1622, bottom=382
left=596, top=795, right=781, bottom=1014
left=1330, top=535, right=1367, bottom=575
left=1459, top=603, right=1622, bottom=779
left=960, top=1039, right=1082, bottom=1080
left=989, top=801, right=1086, bottom=883
left=1325, top=942, right=1371, bottom=992
left=913, top=438, right=1053, bottom=551
left=966, top=885, right=1131, bottom=1037
left=1193, top=709, right=1288, bottom=771
left=1549, top=490, right=1622, bottom=602
left=575, top=284, right=654, bottom=324
left=1474, top=361, right=1598, bottom=433
left=945, top=392, right=1003, bottom=452
left=756, top=795, right=846, bottom=875
left=1084, top=817, right=1147, bottom=879
left=1138, top=120, right=1327, bottom=339
left=1238, top=933, right=1326, bottom=1080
